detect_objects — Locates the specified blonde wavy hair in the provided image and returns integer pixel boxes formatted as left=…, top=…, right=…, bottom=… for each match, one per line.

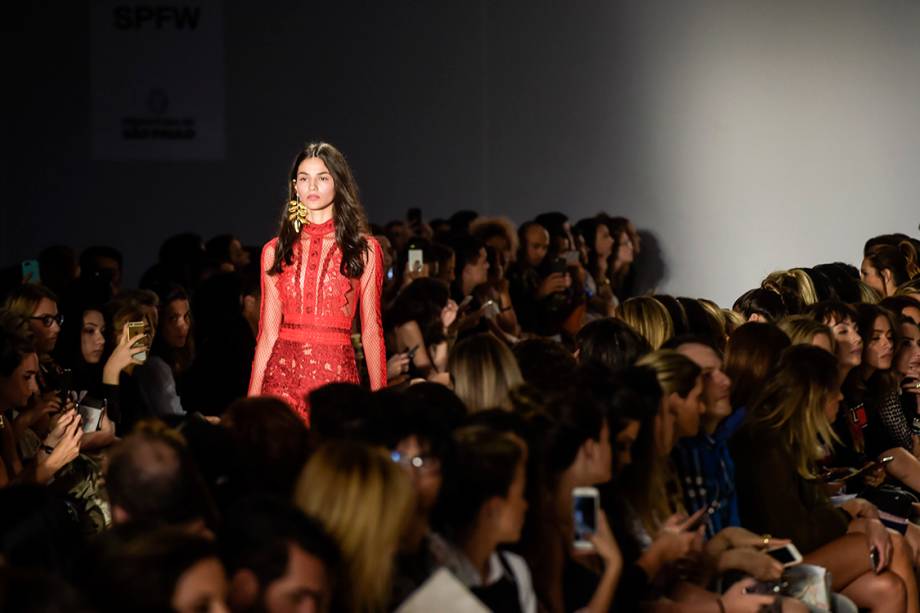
left=747, top=345, right=840, bottom=479
left=295, top=441, right=414, bottom=613
left=858, top=281, right=882, bottom=304
left=762, top=269, right=818, bottom=311
left=778, top=315, right=836, bottom=353
left=448, top=333, right=522, bottom=412
left=615, top=296, right=674, bottom=349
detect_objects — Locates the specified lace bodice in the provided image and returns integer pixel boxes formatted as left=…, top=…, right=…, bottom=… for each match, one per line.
left=248, top=219, right=387, bottom=396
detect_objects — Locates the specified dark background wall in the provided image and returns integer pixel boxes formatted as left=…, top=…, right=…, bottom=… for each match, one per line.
left=5, top=1, right=919, bottom=304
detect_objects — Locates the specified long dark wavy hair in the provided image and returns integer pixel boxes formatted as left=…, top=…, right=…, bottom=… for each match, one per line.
left=269, top=142, right=369, bottom=278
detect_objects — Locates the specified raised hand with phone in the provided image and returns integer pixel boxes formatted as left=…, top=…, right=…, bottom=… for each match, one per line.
left=102, top=322, right=149, bottom=385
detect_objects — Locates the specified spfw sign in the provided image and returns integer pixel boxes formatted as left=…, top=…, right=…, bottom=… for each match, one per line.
left=92, top=1, right=226, bottom=160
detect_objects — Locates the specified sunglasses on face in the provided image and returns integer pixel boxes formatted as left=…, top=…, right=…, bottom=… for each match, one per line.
left=31, top=314, right=64, bottom=328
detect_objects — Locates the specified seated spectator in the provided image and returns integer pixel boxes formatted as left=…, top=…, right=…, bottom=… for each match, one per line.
left=761, top=268, right=819, bottom=314
left=82, top=522, right=229, bottom=613
left=294, top=441, right=414, bottom=613
left=136, top=285, right=194, bottom=422
left=615, top=296, right=673, bottom=349
left=778, top=315, right=836, bottom=352
left=862, top=240, right=920, bottom=298
left=0, top=311, right=80, bottom=486
left=733, top=345, right=916, bottom=612
left=512, top=337, right=577, bottom=395
left=220, top=396, right=310, bottom=502
left=368, top=389, right=461, bottom=607
left=431, top=425, right=538, bottom=612
left=386, top=278, right=455, bottom=380
left=79, top=245, right=124, bottom=293
left=732, top=287, right=788, bottom=323
left=574, top=317, right=650, bottom=369
left=574, top=215, right=617, bottom=318
left=105, top=421, right=216, bottom=534
left=448, top=333, right=522, bottom=412
left=881, top=294, right=920, bottom=326
left=205, top=234, right=251, bottom=273
left=507, top=221, right=572, bottom=337
left=723, top=322, right=791, bottom=411
left=221, top=496, right=340, bottom=613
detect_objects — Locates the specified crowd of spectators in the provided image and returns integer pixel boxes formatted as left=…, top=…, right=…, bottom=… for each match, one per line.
left=1, top=212, right=920, bottom=612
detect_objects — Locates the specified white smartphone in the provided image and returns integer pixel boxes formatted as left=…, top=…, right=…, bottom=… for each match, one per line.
left=767, top=543, right=803, bottom=567
left=408, top=249, right=424, bottom=274
left=573, top=486, right=600, bottom=550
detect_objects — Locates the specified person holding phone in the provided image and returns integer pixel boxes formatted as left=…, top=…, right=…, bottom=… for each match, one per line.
left=733, top=345, right=917, bottom=613
left=248, top=143, right=387, bottom=423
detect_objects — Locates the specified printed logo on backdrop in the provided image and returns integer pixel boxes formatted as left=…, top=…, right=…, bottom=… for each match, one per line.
left=91, top=1, right=225, bottom=160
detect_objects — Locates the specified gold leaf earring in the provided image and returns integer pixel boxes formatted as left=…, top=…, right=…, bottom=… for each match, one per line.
left=287, top=197, right=308, bottom=233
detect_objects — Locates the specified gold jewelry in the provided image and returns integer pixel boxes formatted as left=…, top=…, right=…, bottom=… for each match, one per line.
left=287, top=198, right=308, bottom=233
left=761, top=534, right=771, bottom=547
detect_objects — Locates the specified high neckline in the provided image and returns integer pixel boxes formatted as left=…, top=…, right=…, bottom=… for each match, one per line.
left=302, top=218, right=335, bottom=237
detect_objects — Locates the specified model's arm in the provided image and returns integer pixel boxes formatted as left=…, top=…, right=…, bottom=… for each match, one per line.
left=248, top=241, right=282, bottom=396
left=359, top=238, right=387, bottom=390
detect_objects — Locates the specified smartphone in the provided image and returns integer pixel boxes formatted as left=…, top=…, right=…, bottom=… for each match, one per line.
left=840, top=456, right=895, bottom=481
left=127, top=321, right=148, bottom=363
left=406, top=344, right=420, bottom=360
left=562, top=250, right=581, bottom=266
left=481, top=299, right=500, bottom=319
left=77, top=397, right=106, bottom=433
left=550, top=256, right=568, bottom=275
left=21, top=259, right=41, bottom=283
left=767, top=543, right=803, bottom=567
left=386, top=266, right=395, bottom=281
left=408, top=249, right=424, bottom=274
left=573, top=487, right=600, bottom=550
left=57, top=368, right=73, bottom=405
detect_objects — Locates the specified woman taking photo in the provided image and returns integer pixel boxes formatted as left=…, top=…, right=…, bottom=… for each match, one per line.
left=248, top=142, right=387, bottom=422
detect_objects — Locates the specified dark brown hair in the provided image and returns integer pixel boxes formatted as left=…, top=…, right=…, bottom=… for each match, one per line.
left=864, top=241, right=920, bottom=287
left=724, top=322, right=791, bottom=409
left=270, top=142, right=369, bottom=278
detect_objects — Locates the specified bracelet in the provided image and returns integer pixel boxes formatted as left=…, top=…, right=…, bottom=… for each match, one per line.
left=716, top=598, right=726, bottom=613
left=41, top=444, right=55, bottom=455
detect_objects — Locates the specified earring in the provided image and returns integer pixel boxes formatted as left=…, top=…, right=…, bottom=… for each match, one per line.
left=288, top=197, right=308, bottom=233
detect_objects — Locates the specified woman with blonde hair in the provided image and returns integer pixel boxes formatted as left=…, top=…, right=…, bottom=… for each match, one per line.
left=761, top=269, right=818, bottom=314
left=448, top=333, right=522, bottom=412
left=295, top=441, right=414, bottom=613
left=615, top=297, right=673, bottom=350
left=733, top=344, right=917, bottom=613
left=895, top=277, right=920, bottom=304
left=778, top=315, right=836, bottom=353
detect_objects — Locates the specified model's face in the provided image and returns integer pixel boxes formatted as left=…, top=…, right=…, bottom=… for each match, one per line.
left=861, top=259, right=889, bottom=296
left=263, top=544, right=332, bottom=613
left=896, top=323, right=920, bottom=377
left=677, top=343, right=732, bottom=420
left=524, top=226, right=550, bottom=267
left=293, top=157, right=335, bottom=213
left=594, top=224, right=614, bottom=259
left=0, top=353, right=39, bottom=409
left=826, top=316, right=862, bottom=370
left=81, top=310, right=106, bottom=364
left=671, top=377, right=705, bottom=439
left=171, top=557, right=229, bottom=613
left=30, top=298, right=60, bottom=355
left=162, top=299, right=191, bottom=349
left=811, top=332, right=834, bottom=353
left=866, top=315, right=895, bottom=370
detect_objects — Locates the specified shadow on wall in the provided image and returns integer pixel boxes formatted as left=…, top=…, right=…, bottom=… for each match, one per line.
left=629, top=230, right=666, bottom=296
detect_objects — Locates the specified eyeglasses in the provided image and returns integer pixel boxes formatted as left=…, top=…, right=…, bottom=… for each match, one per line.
left=31, top=314, right=64, bottom=328
left=390, top=450, right=441, bottom=473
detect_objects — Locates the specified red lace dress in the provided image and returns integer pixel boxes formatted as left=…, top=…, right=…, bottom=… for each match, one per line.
left=247, top=219, right=387, bottom=422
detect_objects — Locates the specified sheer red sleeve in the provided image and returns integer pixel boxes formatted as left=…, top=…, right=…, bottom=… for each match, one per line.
left=248, top=240, right=282, bottom=396
left=359, top=237, right=387, bottom=390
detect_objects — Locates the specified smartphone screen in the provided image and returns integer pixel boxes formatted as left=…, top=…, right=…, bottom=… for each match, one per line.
left=573, top=492, right=598, bottom=542
left=21, top=259, right=41, bottom=284
left=408, top=249, right=424, bottom=273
